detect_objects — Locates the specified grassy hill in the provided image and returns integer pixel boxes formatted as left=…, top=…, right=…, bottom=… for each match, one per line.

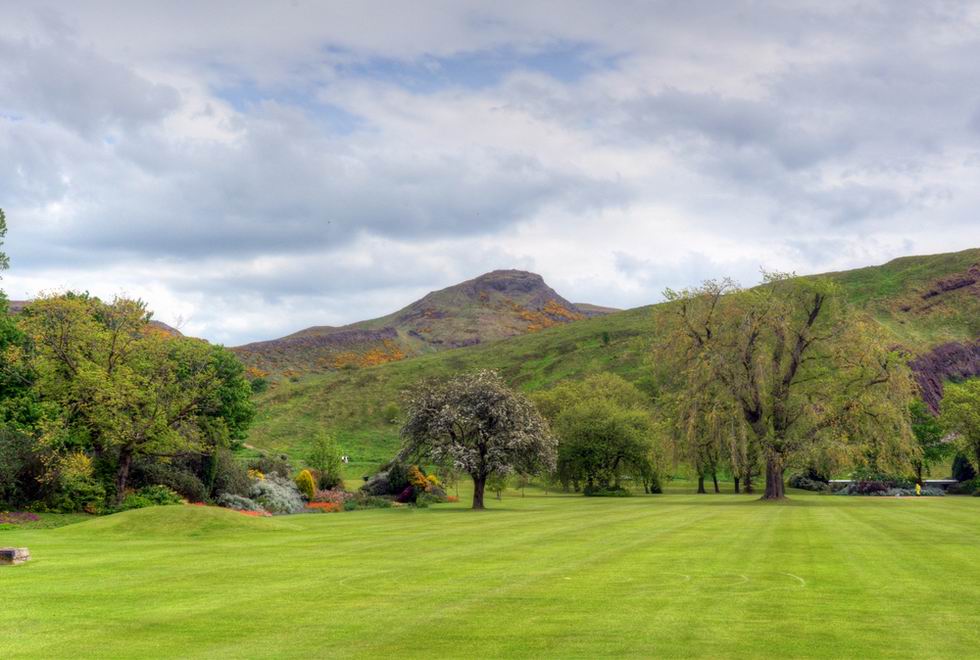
left=4, top=492, right=980, bottom=657
left=232, top=270, right=610, bottom=374
left=247, top=248, right=980, bottom=472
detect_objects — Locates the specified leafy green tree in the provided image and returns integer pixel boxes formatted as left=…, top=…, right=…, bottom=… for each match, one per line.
left=18, top=294, right=254, bottom=503
left=941, top=379, right=980, bottom=472
left=663, top=273, right=915, bottom=499
left=306, top=431, right=344, bottom=489
left=535, top=374, right=666, bottom=494
left=401, top=370, right=556, bottom=509
left=910, top=400, right=948, bottom=485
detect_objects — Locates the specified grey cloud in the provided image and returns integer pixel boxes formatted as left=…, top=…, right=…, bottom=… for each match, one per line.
left=0, top=32, right=180, bottom=138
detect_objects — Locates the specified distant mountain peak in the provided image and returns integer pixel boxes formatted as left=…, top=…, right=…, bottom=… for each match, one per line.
left=234, top=269, right=613, bottom=373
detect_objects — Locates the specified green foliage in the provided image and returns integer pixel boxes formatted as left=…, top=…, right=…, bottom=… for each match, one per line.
left=940, top=379, right=980, bottom=471
left=11, top=294, right=256, bottom=505
left=295, top=469, right=316, bottom=500
left=662, top=273, right=916, bottom=498
left=113, top=486, right=182, bottom=513
left=952, top=454, right=977, bottom=482
left=209, top=448, right=251, bottom=497
left=306, top=432, right=344, bottom=489
left=535, top=374, right=665, bottom=494
left=910, top=399, right=948, bottom=483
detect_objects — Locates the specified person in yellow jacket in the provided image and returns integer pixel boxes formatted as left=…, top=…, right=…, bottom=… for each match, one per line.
left=915, top=483, right=922, bottom=496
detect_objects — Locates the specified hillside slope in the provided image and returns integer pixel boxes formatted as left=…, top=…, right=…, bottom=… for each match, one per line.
left=247, top=248, right=980, bottom=471
left=233, top=270, right=608, bottom=373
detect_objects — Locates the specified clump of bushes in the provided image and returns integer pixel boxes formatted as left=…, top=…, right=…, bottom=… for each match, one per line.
left=250, top=474, right=305, bottom=514
left=583, top=485, right=631, bottom=497
left=361, top=461, right=448, bottom=506
left=788, top=474, right=830, bottom=492
left=948, top=478, right=980, bottom=495
left=115, top=485, right=184, bottom=512
left=216, top=493, right=267, bottom=513
left=248, top=454, right=293, bottom=480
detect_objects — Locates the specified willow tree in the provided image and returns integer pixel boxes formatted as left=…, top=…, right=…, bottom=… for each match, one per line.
left=401, top=370, right=556, bottom=509
left=662, top=273, right=914, bottom=499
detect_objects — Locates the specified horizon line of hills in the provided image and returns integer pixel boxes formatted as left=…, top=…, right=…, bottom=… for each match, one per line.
left=8, top=247, right=980, bottom=382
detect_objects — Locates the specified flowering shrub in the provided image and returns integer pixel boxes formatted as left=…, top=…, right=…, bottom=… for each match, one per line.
left=250, top=474, right=305, bottom=514
left=408, top=465, right=429, bottom=490
left=306, top=501, right=342, bottom=513
left=313, top=488, right=354, bottom=504
left=217, top=493, right=267, bottom=513
left=248, top=469, right=266, bottom=481
left=0, top=511, right=40, bottom=525
left=426, top=473, right=441, bottom=488
left=295, top=469, right=316, bottom=500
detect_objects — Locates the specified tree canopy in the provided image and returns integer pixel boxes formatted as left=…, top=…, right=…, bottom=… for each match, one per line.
left=941, top=379, right=980, bottom=472
left=534, top=373, right=668, bottom=494
left=661, top=273, right=915, bottom=499
left=401, top=370, right=556, bottom=509
left=7, top=293, right=255, bottom=505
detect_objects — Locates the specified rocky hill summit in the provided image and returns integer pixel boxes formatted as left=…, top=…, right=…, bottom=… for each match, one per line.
left=233, top=270, right=611, bottom=374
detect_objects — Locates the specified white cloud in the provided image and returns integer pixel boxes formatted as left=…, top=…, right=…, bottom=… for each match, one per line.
left=2, top=1, right=979, bottom=344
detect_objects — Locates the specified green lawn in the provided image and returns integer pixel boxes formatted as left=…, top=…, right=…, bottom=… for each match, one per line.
left=2, top=489, right=979, bottom=658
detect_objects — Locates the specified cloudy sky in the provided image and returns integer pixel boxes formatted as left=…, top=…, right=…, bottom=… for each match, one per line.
left=2, top=1, right=979, bottom=345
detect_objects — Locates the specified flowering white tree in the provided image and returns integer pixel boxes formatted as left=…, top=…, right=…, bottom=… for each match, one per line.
left=401, top=370, right=556, bottom=509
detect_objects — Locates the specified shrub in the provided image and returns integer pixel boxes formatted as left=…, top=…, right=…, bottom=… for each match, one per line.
left=249, top=454, right=293, bottom=480
left=408, top=465, right=429, bottom=490
left=138, top=485, right=184, bottom=506
left=250, top=474, right=305, bottom=514
left=583, top=485, right=632, bottom=497
left=416, top=491, right=445, bottom=508
left=351, top=493, right=394, bottom=509
left=295, top=469, right=316, bottom=500
left=216, top=493, right=266, bottom=512
left=788, top=474, right=830, bottom=492
left=313, top=488, right=353, bottom=504
left=50, top=476, right=106, bottom=513
left=113, top=486, right=183, bottom=512
left=952, top=454, right=977, bottom=482
left=386, top=462, right=411, bottom=494
left=306, top=501, right=342, bottom=513
left=307, top=433, right=345, bottom=490
left=162, top=470, right=208, bottom=503
left=395, top=486, right=415, bottom=504
left=211, top=449, right=251, bottom=497
left=947, top=478, right=979, bottom=495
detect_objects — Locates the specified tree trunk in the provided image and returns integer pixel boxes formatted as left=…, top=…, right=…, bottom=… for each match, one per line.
left=712, top=472, right=720, bottom=493
left=915, top=464, right=924, bottom=487
left=762, top=453, right=785, bottom=500
left=744, top=471, right=754, bottom=494
left=472, top=474, right=486, bottom=510
left=697, top=475, right=706, bottom=494
left=733, top=476, right=741, bottom=494
left=115, top=447, right=134, bottom=504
